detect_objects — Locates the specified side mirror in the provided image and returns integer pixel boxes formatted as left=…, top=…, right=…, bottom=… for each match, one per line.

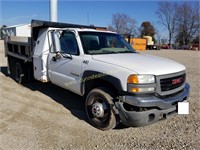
left=50, top=31, right=61, bottom=53
left=54, top=31, right=61, bottom=53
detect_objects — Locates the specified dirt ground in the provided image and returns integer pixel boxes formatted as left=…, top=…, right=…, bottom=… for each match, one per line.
left=0, top=40, right=199, bottom=150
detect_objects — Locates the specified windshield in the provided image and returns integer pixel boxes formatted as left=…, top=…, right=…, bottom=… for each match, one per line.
left=79, top=31, right=136, bottom=54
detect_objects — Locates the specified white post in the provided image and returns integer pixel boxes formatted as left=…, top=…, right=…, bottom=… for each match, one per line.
left=50, top=0, right=58, bottom=22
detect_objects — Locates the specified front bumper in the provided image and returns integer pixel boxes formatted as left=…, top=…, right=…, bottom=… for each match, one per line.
left=116, top=83, right=190, bottom=127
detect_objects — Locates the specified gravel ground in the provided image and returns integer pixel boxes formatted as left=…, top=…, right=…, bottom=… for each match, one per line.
left=0, top=40, right=199, bottom=150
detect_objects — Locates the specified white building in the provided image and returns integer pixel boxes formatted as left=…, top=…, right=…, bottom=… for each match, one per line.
left=2, top=24, right=31, bottom=37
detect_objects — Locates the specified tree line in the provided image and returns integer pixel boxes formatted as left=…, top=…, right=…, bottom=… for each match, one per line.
left=108, top=1, right=199, bottom=47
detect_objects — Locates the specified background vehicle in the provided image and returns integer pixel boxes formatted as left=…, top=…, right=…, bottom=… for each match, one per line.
left=143, top=36, right=160, bottom=50
left=4, top=20, right=190, bottom=130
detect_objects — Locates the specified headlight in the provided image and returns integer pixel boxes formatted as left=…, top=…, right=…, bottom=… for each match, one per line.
left=127, top=74, right=155, bottom=84
left=127, top=74, right=155, bottom=93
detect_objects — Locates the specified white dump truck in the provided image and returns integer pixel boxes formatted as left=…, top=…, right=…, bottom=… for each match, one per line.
left=4, top=20, right=190, bottom=130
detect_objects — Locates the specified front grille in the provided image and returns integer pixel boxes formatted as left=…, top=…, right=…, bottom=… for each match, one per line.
left=156, top=71, right=186, bottom=96
left=160, top=74, right=185, bottom=92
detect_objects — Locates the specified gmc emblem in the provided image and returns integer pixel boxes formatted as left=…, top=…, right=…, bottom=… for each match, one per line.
left=172, top=78, right=183, bottom=85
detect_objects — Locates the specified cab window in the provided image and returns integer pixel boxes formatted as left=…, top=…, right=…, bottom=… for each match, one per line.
left=60, top=31, right=79, bottom=55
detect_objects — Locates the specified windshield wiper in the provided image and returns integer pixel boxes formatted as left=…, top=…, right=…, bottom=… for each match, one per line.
left=88, top=49, right=136, bottom=55
left=117, top=50, right=136, bottom=53
left=89, top=50, right=118, bottom=54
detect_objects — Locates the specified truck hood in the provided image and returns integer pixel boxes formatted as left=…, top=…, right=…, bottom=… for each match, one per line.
left=91, top=53, right=185, bottom=75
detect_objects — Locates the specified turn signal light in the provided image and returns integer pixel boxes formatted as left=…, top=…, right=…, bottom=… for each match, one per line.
left=127, top=75, right=139, bottom=84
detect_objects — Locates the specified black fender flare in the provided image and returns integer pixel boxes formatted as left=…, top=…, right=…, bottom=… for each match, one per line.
left=81, top=70, right=123, bottom=95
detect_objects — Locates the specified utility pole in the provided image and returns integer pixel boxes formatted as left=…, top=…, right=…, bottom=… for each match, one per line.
left=50, top=0, right=58, bottom=22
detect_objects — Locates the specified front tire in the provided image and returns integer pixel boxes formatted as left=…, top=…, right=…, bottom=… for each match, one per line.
left=85, top=87, right=117, bottom=130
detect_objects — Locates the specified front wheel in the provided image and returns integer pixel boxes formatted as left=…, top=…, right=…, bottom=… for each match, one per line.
left=85, top=87, right=117, bottom=130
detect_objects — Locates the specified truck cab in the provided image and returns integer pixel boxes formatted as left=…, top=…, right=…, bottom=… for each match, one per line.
left=4, top=20, right=190, bottom=130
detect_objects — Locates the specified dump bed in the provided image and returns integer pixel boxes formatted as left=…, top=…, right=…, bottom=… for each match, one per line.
left=4, top=36, right=32, bottom=61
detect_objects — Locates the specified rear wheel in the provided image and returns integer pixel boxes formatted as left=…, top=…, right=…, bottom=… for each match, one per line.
left=85, top=87, right=117, bottom=130
left=15, top=62, right=27, bottom=84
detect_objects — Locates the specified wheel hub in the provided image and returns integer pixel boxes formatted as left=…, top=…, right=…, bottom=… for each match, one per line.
left=91, top=102, right=104, bottom=118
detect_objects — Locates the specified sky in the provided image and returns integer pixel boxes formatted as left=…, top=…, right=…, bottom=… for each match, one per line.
left=0, top=0, right=198, bottom=40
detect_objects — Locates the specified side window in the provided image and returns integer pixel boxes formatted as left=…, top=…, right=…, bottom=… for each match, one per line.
left=60, top=32, right=79, bottom=55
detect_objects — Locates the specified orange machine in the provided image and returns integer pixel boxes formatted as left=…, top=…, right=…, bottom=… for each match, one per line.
left=131, top=38, right=147, bottom=51
left=125, top=37, right=147, bottom=51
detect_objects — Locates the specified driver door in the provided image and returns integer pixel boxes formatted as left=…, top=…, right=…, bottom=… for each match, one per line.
left=48, top=30, right=82, bottom=95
